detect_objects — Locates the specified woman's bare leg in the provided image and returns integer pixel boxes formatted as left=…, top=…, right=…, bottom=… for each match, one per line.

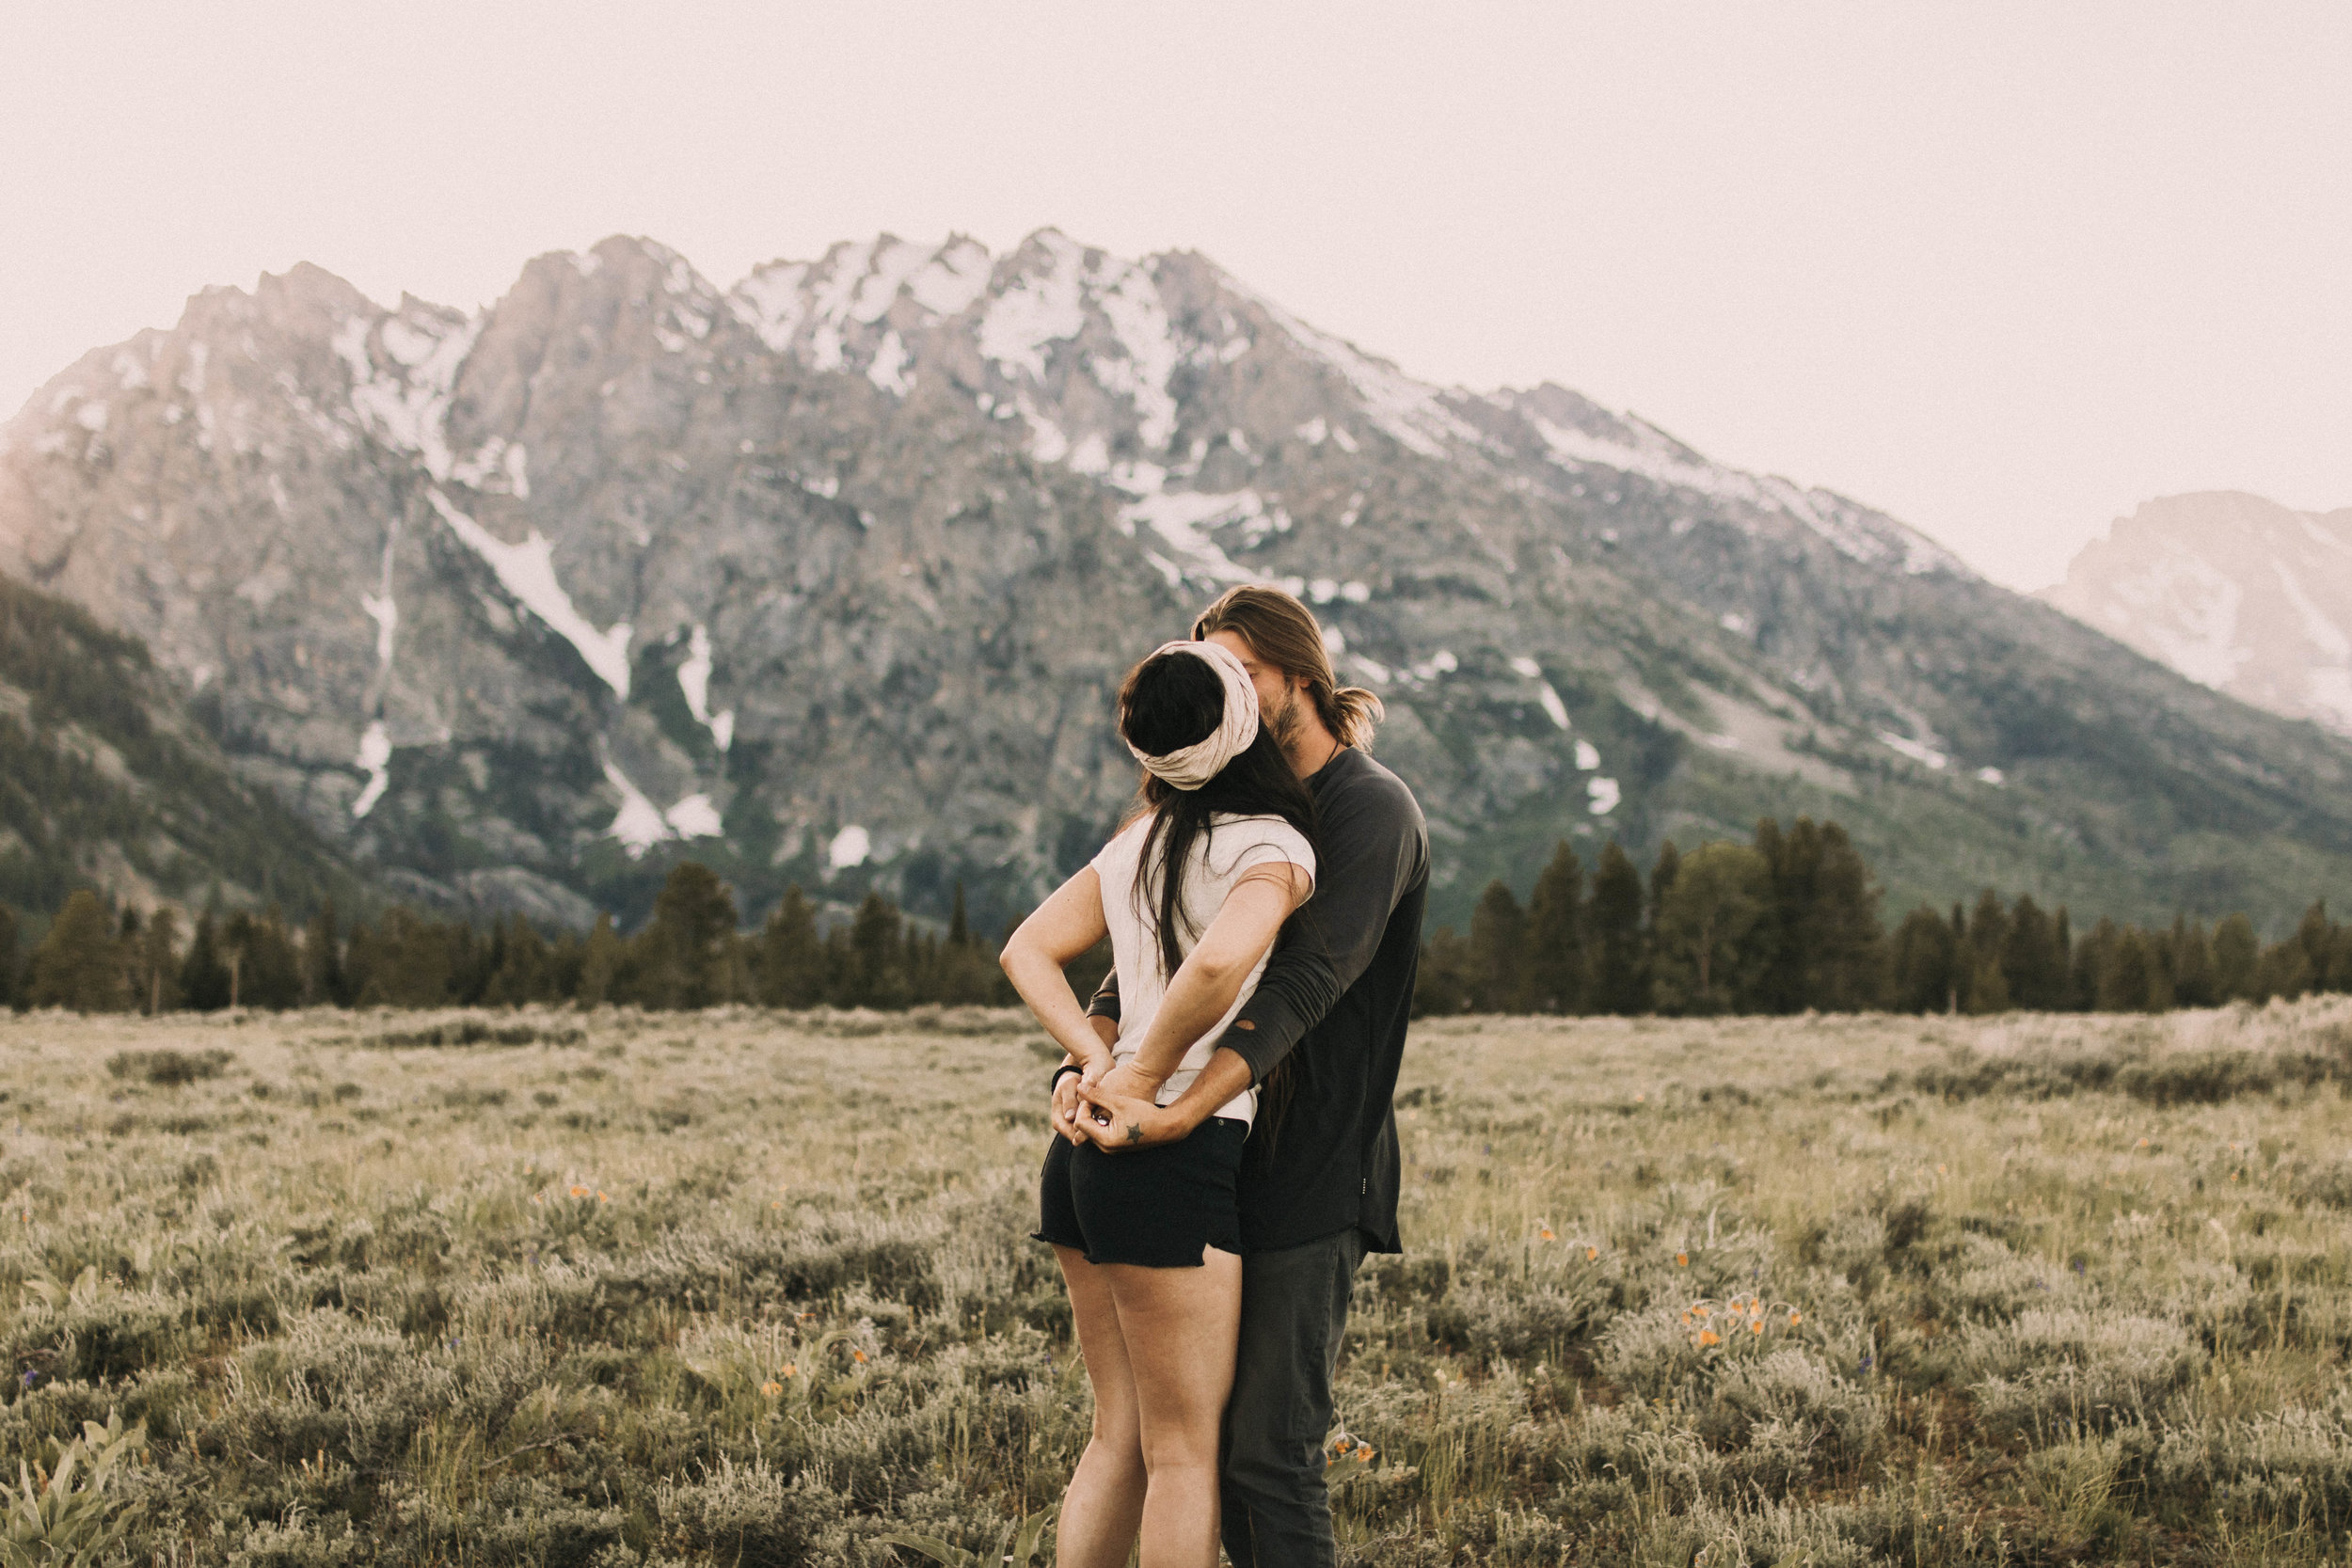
left=1054, top=1245, right=1148, bottom=1568
left=1105, top=1247, right=1245, bottom=1568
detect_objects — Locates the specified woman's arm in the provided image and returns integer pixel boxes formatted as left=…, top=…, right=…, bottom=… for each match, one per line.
left=1073, top=862, right=1309, bottom=1149
left=1088, top=861, right=1311, bottom=1094
left=999, top=866, right=1116, bottom=1069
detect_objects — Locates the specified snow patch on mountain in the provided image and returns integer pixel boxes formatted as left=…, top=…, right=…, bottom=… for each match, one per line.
left=1234, top=283, right=1474, bottom=458
left=352, top=721, right=392, bottom=818
left=677, top=623, right=734, bottom=752
left=728, top=261, right=810, bottom=352
left=1114, top=488, right=1263, bottom=584
left=909, top=238, right=992, bottom=315
left=426, top=489, right=632, bottom=698
left=602, top=761, right=671, bottom=855
left=335, top=309, right=481, bottom=481
left=979, top=231, right=1087, bottom=379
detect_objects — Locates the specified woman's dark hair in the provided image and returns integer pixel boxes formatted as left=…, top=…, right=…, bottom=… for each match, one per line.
left=1119, top=647, right=1319, bottom=982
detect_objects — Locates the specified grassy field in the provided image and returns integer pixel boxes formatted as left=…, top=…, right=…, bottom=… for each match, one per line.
left=3, top=1001, right=2352, bottom=1566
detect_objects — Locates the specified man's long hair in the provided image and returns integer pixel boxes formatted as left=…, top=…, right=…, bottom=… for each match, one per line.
left=1191, top=585, right=1383, bottom=752
left=1119, top=648, right=1320, bottom=981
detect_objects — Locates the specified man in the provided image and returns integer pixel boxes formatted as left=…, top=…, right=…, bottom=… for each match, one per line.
left=1069, top=583, right=1429, bottom=1568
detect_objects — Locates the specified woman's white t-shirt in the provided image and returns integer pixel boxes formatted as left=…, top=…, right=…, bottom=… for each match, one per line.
left=1089, top=812, right=1317, bottom=1129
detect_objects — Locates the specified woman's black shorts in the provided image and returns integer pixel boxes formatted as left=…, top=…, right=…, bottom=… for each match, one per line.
left=1032, top=1117, right=1248, bottom=1268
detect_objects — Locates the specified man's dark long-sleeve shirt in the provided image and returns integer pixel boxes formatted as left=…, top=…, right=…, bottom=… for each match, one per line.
left=1089, top=746, right=1428, bottom=1253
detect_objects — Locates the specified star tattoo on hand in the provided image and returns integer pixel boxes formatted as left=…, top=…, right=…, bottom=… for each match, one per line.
left=1124, top=1121, right=1143, bottom=1145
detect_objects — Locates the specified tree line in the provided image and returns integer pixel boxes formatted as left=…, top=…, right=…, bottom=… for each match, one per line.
left=1412, top=816, right=2350, bottom=1018
left=1, top=815, right=2344, bottom=1019
left=0, top=866, right=1033, bottom=1016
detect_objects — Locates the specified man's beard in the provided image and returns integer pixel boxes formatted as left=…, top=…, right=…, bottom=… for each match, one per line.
left=1264, top=683, right=1306, bottom=750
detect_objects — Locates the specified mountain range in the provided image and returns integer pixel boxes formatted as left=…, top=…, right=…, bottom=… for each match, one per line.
left=2042, top=492, right=2352, bottom=740
left=6, top=229, right=2352, bottom=934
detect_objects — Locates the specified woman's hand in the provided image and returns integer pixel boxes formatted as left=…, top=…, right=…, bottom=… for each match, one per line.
left=1091, top=1060, right=1164, bottom=1110
left=1053, top=1052, right=1113, bottom=1144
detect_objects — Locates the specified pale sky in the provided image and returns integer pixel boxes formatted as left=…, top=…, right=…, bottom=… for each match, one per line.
left=5, top=1, right=2346, bottom=590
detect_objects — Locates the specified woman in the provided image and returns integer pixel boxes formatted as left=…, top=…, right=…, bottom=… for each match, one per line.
left=999, top=639, right=1318, bottom=1568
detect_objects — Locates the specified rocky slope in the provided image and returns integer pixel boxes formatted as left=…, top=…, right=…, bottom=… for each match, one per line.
left=0, top=570, right=360, bottom=921
left=7, top=230, right=2352, bottom=933
left=2042, top=492, right=2352, bottom=737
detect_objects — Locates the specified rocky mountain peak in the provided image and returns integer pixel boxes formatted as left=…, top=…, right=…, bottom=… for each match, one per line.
left=6, top=232, right=2352, bottom=935
left=2042, top=491, right=2352, bottom=735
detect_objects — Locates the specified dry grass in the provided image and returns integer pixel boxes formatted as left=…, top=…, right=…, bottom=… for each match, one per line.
left=3, top=999, right=2351, bottom=1563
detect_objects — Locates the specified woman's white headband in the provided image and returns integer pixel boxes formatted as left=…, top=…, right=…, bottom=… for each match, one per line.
left=1126, top=641, right=1261, bottom=790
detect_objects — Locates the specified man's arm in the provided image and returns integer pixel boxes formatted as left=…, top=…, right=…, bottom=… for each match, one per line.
left=1089, top=774, right=1423, bottom=1148
left=1086, top=969, right=1120, bottom=1025
left=1208, top=768, right=1426, bottom=1085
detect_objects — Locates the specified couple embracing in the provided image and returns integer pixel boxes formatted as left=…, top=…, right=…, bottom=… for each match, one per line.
left=1000, top=584, right=1428, bottom=1568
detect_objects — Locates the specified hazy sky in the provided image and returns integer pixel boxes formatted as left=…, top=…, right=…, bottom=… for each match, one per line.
left=6, top=2, right=2346, bottom=589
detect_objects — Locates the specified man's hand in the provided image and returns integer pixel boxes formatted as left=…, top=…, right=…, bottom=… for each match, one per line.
left=1072, top=1081, right=1185, bottom=1153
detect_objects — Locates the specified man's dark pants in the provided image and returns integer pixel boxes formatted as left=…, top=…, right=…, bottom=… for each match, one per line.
left=1220, top=1227, right=1368, bottom=1568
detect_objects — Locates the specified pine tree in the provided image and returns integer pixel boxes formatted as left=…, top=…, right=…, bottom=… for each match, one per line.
left=547, top=929, right=586, bottom=1002
left=642, top=862, right=739, bottom=1008
left=227, top=908, right=303, bottom=1009
left=755, top=886, right=825, bottom=1007
left=2170, top=916, right=2217, bottom=1008
left=2000, top=895, right=2067, bottom=1011
left=579, top=911, right=623, bottom=1006
left=446, top=920, right=492, bottom=1006
left=1963, top=890, right=2010, bottom=1014
left=135, top=907, right=181, bottom=1015
left=484, top=915, right=551, bottom=1006
left=933, top=879, right=995, bottom=1005
left=0, top=908, right=18, bottom=1010
left=1649, top=843, right=1772, bottom=1016
left=1647, top=840, right=1681, bottom=942
left=1413, top=927, right=1473, bottom=1017
left=29, top=890, right=128, bottom=1011
left=2071, top=918, right=2117, bottom=1011
left=1807, top=823, right=1884, bottom=1011
left=1523, top=843, right=1588, bottom=1014
left=2213, top=912, right=2259, bottom=1002
left=1467, top=879, right=1526, bottom=1013
left=181, top=906, right=231, bottom=1011
left=2256, top=935, right=2312, bottom=1002
left=1588, top=842, right=1647, bottom=1014
left=2326, top=925, right=2352, bottom=993
left=367, top=908, right=454, bottom=1007
left=2101, top=926, right=2158, bottom=1012
left=2296, top=902, right=2335, bottom=992
left=1889, top=906, right=1957, bottom=1014
left=2052, top=908, right=2078, bottom=1010
left=303, top=898, right=343, bottom=1007
left=1753, top=817, right=1801, bottom=1014
left=845, top=892, right=906, bottom=1007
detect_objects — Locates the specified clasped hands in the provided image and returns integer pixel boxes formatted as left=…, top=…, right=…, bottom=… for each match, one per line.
left=1052, top=1056, right=1186, bottom=1152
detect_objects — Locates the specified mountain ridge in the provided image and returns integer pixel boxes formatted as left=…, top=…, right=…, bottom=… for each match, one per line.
left=2041, top=491, right=2352, bottom=737
left=7, top=230, right=2351, bottom=934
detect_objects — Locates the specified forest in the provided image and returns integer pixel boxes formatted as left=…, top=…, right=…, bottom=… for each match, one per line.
left=5, top=816, right=2347, bottom=1022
